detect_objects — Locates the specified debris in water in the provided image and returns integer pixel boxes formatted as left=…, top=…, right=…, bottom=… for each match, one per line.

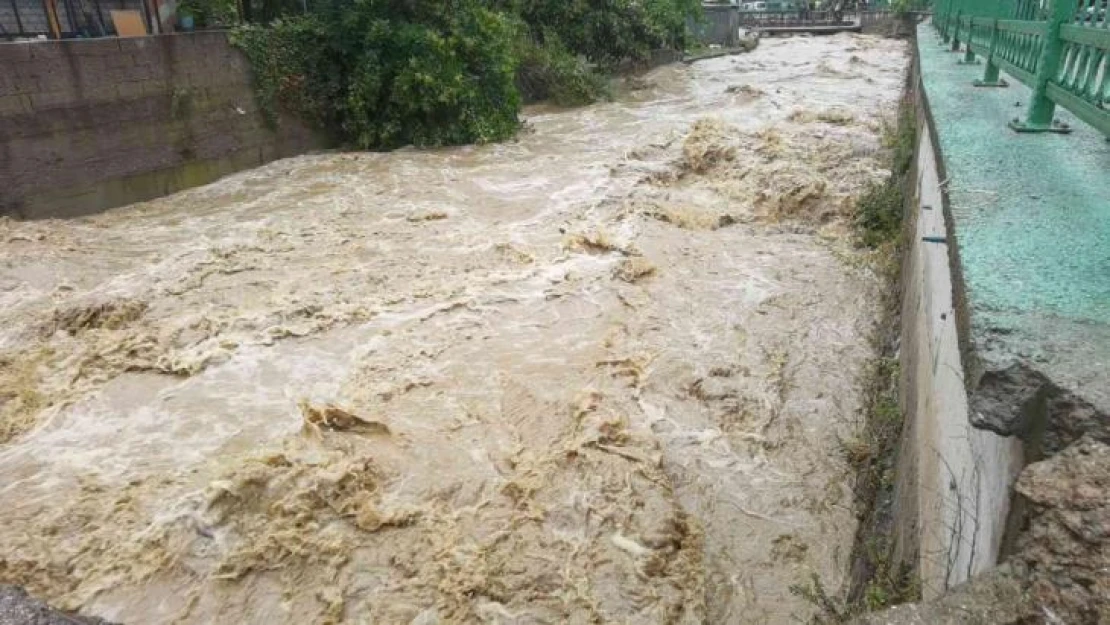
left=562, top=228, right=635, bottom=255
left=789, top=108, right=856, bottom=125
left=645, top=204, right=723, bottom=230
left=771, top=533, right=810, bottom=563
left=50, top=299, right=148, bottom=335
left=611, top=532, right=653, bottom=557
left=725, top=84, right=765, bottom=104
left=298, top=400, right=391, bottom=436
left=406, top=210, right=450, bottom=223
left=493, top=242, right=535, bottom=264
left=681, top=117, right=736, bottom=174
left=613, top=257, right=657, bottom=283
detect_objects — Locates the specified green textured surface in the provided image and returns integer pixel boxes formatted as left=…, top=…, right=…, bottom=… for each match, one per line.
left=917, top=22, right=1109, bottom=406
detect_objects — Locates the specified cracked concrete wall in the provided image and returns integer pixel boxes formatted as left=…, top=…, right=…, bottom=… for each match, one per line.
left=890, top=54, right=1024, bottom=600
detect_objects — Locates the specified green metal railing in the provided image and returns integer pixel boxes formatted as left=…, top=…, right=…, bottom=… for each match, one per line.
left=935, top=0, right=1110, bottom=136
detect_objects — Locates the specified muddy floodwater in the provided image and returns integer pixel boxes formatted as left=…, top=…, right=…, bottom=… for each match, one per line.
left=0, top=34, right=906, bottom=624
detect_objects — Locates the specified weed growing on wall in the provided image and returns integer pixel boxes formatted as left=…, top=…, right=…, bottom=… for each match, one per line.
left=229, top=17, right=342, bottom=132
left=790, top=93, right=920, bottom=623
left=854, top=100, right=915, bottom=249
left=842, top=94, right=920, bottom=617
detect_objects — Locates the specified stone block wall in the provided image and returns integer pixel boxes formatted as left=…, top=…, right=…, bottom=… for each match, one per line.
left=0, top=31, right=322, bottom=218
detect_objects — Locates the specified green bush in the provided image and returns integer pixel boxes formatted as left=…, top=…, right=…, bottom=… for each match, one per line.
left=339, top=7, right=521, bottom=148
left=233, top=0, right=521, bottom=149
left=177, top=0, right=239, bottom=27
left=514, top=35, right=609, bottom=105
left=230, top=18, right=342, bottom=131
left=854, top=179, right=903, bottom=249
left=499, top=0, right=700, bottom=68
left=232, top=0, right=701, bottom=149
left=854, top=100, right=915, bottom=249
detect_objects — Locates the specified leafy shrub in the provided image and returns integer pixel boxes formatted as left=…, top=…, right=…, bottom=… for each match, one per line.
left=514, top=35, right=609, bottom=105
left=339, top=6, right=521, bottom=148
left=232, top=0, right=701, bottom=148
left=230, top=17, right=342, bottom=131
left=500, top=0, right=700, bottom=68
left=177, top=0, right=239, bottom=27
left=233, top=0, right=521, bottom=149
left=854, top=101, right=915, bottom=248
left=854, top=179, right=903, bottom=249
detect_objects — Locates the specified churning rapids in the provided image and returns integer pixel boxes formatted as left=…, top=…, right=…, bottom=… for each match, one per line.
left=0, top=34, right=906, bottom=624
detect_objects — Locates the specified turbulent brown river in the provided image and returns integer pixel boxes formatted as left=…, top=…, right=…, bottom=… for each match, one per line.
left=0, top=34, right=906, bottom=624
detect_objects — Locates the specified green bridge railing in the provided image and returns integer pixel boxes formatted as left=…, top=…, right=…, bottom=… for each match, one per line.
left=934, top=0, right=1110, bottom=136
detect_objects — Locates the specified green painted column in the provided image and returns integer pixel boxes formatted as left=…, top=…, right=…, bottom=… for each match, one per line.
left=951, top=8, right=962, bottom=49
left=1010, top=0, right=1073, bottom=132
left=975, top=0, right=1009, bottom=86
left=967, top=0, right=983, bottom=62
left=940, top=0, right=954, bottom=41
left=962, top=27, right=978, bottom=63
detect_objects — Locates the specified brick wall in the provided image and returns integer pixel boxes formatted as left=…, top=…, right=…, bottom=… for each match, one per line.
left=0, top=31, right=322, bottom=218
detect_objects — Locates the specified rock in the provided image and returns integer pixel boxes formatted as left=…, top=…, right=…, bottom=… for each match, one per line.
left=0, top=586, right=116, bottom=625
left=970, top=363, right=1108, bottom=456
left=855, top=437, right=1110, bottom=624
left=1011, top=436, right=1110, bottom=624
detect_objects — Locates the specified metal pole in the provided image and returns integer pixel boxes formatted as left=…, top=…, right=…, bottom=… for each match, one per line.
left=10, top=0, right=24, bottom=35
left=61, top=0, right=78, bottom=34
left=43, top=0, right=62, bottom=38
left=136, top=0, right=153, bottom=33
left=92, top=0, right=107, bottom=35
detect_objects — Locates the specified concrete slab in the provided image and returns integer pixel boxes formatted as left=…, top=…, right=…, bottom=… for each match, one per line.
left=897, top=95, right=1023, bottom=600
left=917, top=22, right=1110, bottom=412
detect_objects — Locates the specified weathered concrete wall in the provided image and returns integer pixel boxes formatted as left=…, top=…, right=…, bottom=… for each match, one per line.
left=860, top=11, right=921, bottom=37
left=859, top=10, right=896, bottom=33
left=0, top=31, right=321, bottom=219
left=890, top=50, right=1024, bottom=600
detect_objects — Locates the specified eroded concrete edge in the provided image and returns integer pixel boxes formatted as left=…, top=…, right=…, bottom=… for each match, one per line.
left=890, top=51, right=1024, bottom=600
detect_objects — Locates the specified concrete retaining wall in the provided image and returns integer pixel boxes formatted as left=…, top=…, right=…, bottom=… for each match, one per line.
left=0, top=31, right=321, bottom=219
left=891, top=50, right=1024, bottom=600
left=693, top=6, right=741, bottom=47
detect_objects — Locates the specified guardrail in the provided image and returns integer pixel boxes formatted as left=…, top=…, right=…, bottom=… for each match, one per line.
left=935, top=0, right=1110, bottom=136
left=738, top=9, right=856, bottom=28
left=736, top=8, right=919, bottom=31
